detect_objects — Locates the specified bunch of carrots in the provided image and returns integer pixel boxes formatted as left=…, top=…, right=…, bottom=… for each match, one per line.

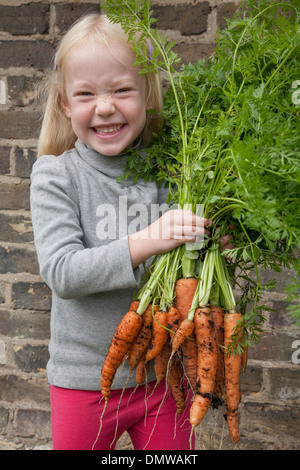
left=101, top=244, right=246, bottom=444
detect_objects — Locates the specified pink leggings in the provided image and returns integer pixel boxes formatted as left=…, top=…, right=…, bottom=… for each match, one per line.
left=50, top=380, right=194, bottom=450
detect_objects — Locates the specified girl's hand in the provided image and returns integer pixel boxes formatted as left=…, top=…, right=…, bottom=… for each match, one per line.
left=129, top=209, right=212, bottom=268
left=220, top=234, right=235, bottom=251
left=220, top=224, right=236, bottom=255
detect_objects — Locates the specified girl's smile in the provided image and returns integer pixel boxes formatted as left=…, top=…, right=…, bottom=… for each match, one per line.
left=93, top=124, right=125, bottom=136
left=62, top=41, right=148, bottom=156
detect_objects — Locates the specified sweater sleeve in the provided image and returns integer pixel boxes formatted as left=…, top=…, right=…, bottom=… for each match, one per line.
left=30, top=155, right=141, bottom=299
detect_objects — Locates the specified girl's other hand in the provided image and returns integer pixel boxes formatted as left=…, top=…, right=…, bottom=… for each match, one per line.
left=220, top=224, right=236, bottom=254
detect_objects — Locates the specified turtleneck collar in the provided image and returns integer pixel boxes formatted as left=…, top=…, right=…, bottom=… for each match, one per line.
left=74, top=138, right=144, bottom=182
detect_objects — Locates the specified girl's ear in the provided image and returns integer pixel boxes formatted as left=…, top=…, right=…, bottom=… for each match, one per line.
left=60, top=94, right=71, bottom=118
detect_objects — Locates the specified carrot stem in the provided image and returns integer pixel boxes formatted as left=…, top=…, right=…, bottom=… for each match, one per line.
left=197, top=247, right=217, bottom=309
left=136, top=254, right=168, bottom=315
left=214, top=249, right=236, bottom=312
left=159, top=246, right=181, bottom=311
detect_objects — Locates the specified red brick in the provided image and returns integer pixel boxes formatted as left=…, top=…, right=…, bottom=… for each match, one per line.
left=152, top=2, right=211, bottom=35
left=0, top=40, right=54, bottom=70
left=14, top=147, right=37, bottom=178
left=0, top=182, right=30, bottom=210
left=0, top=110, right=40, bottom=139
left=13, top=409, right=51, bottom=439
left=14, top=344, right=49, bottom=373
left=174, top=42, right=216, bottom=64
left=269, top=368, right=300, bottom=401
left=0, top=246, right=39, bottom=275
left=7, top=76, right=38, bottom=108
left=12, top=282, right=52, bottom=311
left=0, top=4, right=50, bottom=35
left=248, top=331, right=300, bottom=362
left=244, top=402, right=300, bottom=440
left=55, top=3, right=101, bottom=34
left=0, top=146, right=10, bottom=175
left=0, top=213, right=33, bottom=243
left=0, top=374, right=49, bottom=404
left=0, top=310, right=50, bottom=340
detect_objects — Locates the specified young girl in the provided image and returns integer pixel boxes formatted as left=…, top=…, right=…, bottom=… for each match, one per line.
left=31, top=13, right=231, bottom=451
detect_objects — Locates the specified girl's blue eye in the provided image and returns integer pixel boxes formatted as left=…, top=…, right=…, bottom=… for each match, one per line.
left=116, top=88, right=129, bottom=93
left=80, top=92, right=93, bottom=96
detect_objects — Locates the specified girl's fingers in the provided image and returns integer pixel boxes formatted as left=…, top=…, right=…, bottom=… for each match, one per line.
left=170, top=210, right=212, bottom=231
left=220, top=234, right=233, bottom=247
left=183, top=212, right=212, bottom=229
left=220, top=234, right=235, bottom=253
left=173, top=224, right=210, bottom=239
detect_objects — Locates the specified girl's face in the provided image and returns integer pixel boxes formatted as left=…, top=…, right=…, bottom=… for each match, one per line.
left=62, top=41, right=148, bottom=156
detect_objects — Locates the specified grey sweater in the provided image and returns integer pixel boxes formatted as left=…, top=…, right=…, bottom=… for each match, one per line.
left=30, top=139, right=169, bottom=390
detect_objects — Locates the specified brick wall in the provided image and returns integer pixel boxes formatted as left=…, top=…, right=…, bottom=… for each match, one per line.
left=0, top=0, right=299, bottom=451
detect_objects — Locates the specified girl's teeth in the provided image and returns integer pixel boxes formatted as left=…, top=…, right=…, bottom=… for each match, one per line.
left=95, top=125, right=123, bottom=134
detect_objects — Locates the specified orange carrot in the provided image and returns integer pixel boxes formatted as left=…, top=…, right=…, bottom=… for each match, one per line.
left=154, top=340, right=172, bottom=385
left=174, top=277, right=198, bottom=393
left=167, top=306, right=182, bottom=340
left=175, top=277, right=198, bottom=321
left=130, top=300, right=140, bottom=312
left=145, top=310, right=168, bottom=362
left=210, top=305, right=225, bottom=400
left=127, top=304, right=158, bottom=371
left=171, top=318, right=194, bottom=354
left=190, top=306, right=218, bottom=429
left=136, top=353, right=149, bottom=385
left=100, top=309, right=143, bottom=403
left=181, top=337, right=198, bottom=392
left=168, top=359, right=186, bottom=414
left=224, top=311, right=243, bottom=444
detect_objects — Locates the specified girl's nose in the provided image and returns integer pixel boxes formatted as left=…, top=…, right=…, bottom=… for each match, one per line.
left=95, top=94, right=115, bottom=116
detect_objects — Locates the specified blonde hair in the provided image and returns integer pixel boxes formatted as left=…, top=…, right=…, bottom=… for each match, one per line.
left=37, top=13, right=163, bottom=157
